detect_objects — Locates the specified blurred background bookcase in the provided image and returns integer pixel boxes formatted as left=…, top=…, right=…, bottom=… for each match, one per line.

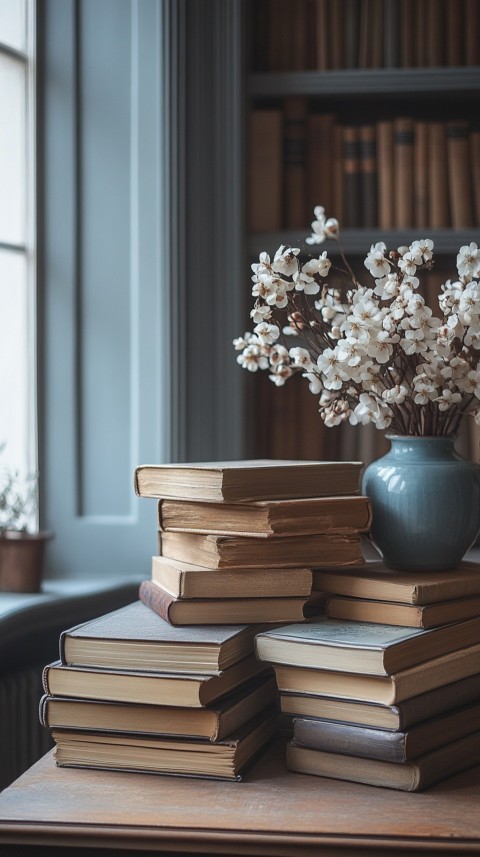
left=244, top=0, right=480, bottom=464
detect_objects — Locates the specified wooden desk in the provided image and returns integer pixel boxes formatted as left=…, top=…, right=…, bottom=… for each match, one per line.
left=0, top=741, right=480, bottom=856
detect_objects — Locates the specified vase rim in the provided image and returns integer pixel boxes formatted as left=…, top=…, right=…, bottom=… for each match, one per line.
left=385, top=434, right=456, bottom=440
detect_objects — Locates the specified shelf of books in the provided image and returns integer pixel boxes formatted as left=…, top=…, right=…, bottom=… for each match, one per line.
left=245, top=0, right=480, bottom=461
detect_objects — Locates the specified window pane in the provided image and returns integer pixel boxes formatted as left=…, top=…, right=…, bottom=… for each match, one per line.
left=0, top=249, right=29, bottom=478
left=0, top=0, right=25, bottom=52
left=0, top=53, right=25, bottom=244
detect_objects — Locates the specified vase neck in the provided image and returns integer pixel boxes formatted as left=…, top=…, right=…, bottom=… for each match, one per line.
left=386, top=435, right=457, bottom=461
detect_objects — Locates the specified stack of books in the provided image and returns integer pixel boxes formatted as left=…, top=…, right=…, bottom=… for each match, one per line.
left=41, top=458, right=370, bottom=781
left=256, top=561, right=480, bottom=791
left=134, top=459, right=371, bottom=626
left=41, top=602, right=277, bottom=781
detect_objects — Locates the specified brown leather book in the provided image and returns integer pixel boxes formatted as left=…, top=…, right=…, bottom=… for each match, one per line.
left=400, top=0, right=415, bottom=67
left=328, top=0, right=344, bottom=68
left=414, top=0, right=428, bottom=66
left=425, top=0, right=445, bottom=66
left=342, top=126, right=361, bottom=227
left=428, top=122, right=449, bottom=227
left=333, top=122, right=345, bottom=222
left=376, top=120, right=394, bottom=228
left=465, top=0, right=480, bottom=65
left=306, top=113, right=335, bottom=216
left=446, top=0, right=464, bottom=66
left=358, top=125, right=378, bottom=227
left=138, top=579, right=310, bottom=626
left=414, top=120, right=429, bottom=227
left=247, top=109, right=283, bottom=232
left=314, top=0, right=329, bottom=69
left=393, top=117, right=414, bottom=227
left=283, top=97, right=309, bottom=228
left=446, top=120, right=475, bottom=227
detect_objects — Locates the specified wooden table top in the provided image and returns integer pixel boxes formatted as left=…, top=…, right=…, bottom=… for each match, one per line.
left=1, top=741, right=480, bottom=855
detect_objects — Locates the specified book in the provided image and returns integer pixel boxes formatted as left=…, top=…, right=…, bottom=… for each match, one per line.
left=471, top=130, right=480, bottom=227
left=280, top=673, right=480, bottom=730
left=383, top=0, right=400, bottom=67
left=286, top=729, right=480, bottom=791
left=325, top=593, right=480, bottom=629
left=428, top=122, right=449, bottom=227
left=134, top=460, right=363, bottom=502
left=465, top=0, right=480, bottom=65
left=446, top=0, right=464, bottom=66
left=312, top=561, right=480, bottom=605
left=138, top=579, right=310, bottom=626
left=376, top=120, right=394, bottom=228
left=247, top=109, right=283, bottom=232
left=413, top=120, right=429, bottom=227
left=400, top=0, right=415, bottom=67
left=151, top=556, right=313, bottom=600
left=292, top=699, right=480, bottom=763
left=306, top=112, right=335, bottom=216
left=446, top=120, right=474, bottom=228
left=40, top=674, right=277, bottom=743
left=59, top=601, right=262, bottom=673
left=358, top=125, right=377, bottom=227
left=160, top=531, right=364, bottom=570
left=283, top=96, right=308, bottom=228
left=52, top=708, right=278, bottom=781
left=43, top=654, right=269, bottom=708
left=342, top=126, right=360, bottom=227
left=393, top=117, right=414, bottom=227
left=158, top=495, right=372, bottom=538
left=273, top=640, right=480, bottom=705
left=255, top=616, right=480, bottom=676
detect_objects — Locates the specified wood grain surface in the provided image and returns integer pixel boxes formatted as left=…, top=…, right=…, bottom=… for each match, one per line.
left=1, top=740, right=480, bottom=855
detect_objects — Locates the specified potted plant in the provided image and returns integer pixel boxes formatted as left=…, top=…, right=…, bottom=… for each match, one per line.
left=0, top=453, right=52, bottom=592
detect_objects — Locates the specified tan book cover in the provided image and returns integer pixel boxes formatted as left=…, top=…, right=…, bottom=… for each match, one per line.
left=247, top=109, right=283, bottom=232
left=428, top=122, right=449, bottom=227
left=326, top=593, right=480, bottom=629
left=393, top=117, right=414, bottom=227
left=446, top=121, right=474, bottom=227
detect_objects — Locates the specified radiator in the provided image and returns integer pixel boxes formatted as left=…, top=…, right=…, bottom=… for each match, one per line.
left=0, top=664, right=53, bottom=791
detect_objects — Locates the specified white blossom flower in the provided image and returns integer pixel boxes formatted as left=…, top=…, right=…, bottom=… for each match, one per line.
left=306, top=206, right=339, bottom=245
left=250, top=304, right=272, bottom=324
left=272, top=245, right=300, bottom=276
left=236, top=345, right=269, bottom=372
left=364, top=243, right=390, bottom=278
left=289, top=347, right=315, bottom=370
left=269, top=364, right=294, bottom=386
left=253, top=322, right=280, bottom=345
left=457, top=243, right=480, bottom=279
left=382, top=385, right=408, bottom=405
left=293, top=270, right=320, bottom=294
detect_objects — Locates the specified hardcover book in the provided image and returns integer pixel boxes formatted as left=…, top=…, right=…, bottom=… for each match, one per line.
left=40, top=674, right=277, bottom=743
left=60, top=602, right=262, bottom=673
left=255, top=616, right=480, bottom=676
left=312, top=561, right=480, bottom=605
left=292, top=699, right=480, bottom=763
left=325, top=593, right=480, bottom=629
left=287, top=729, right=480, bottom=791
left=160, top=531, right=364, bottom=570
left=280, top=672, right=480, bottom=730
left=52, top=708, right=278, bottom=781
left=43, top=655, right=269, bottom=708
left=158, top=495, right=372, bottom=538
left=273, top=641, right=480, bottom=705
left=151, top=556, right=313, bottom=600
left=134, top=460, right=363, bottom=502
left=138, top=580, right=309, bottom=626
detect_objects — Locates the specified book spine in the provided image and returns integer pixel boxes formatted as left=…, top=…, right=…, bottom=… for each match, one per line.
left=446, top=120, right=474, bottom=227
left=465, top=0, right=480, bottom=65
left=376, top=121, right=394, bottom=228
left=428, top=122, right=449, bottom=227
left=414, top=121, right=429, bottom=228
left=383, top=0, right=400, bottom=67
left=446, top=0, right=464, bottom=66
left=414, top=0, right=428, bottom=66
left=342, top=126, right=360, bottom=227
left=291, top=0, right=308, bottom=70
left=426, top=0, right=445, bottom=66
left=283, top=97, right=308, bottom=228
left=400, top=0, right=415, bottom=67
left=393, top=118, right=414, bottom=227
left=293, top=717, right=408, bottom=763
left=314, top=0, right=329, bottom=69
left=306, top=113, right=335, bottom=217
left=138, top=580, right=174, bottom=623
left=328, top=0, right=344, bottom=69
left=358, top=125, right=378, bottom=227
left=471, top=131, right=480, bottom=227
left=343, top=0, right=360, bottom=68
left=248, top=109, right=283, bottom=232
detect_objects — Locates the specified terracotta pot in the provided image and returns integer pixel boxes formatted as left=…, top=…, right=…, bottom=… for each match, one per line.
left=0, top=531, right=53, bottom=593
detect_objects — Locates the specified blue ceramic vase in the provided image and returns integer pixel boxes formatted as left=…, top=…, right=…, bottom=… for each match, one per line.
left=361, top=435, right=480, bottom=571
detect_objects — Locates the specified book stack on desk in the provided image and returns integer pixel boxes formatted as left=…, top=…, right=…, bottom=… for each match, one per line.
left=256, top=563, right=480, bottom=791
left=134, top=459, right=371, bottom=626
left=41, top=601, right=278, bottom=780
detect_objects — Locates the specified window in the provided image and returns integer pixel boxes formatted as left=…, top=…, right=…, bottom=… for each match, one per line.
left=0, top=0, right=36, bottom=490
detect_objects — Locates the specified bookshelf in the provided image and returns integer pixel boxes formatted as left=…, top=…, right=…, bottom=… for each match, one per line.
left=245, top=0, right=480, bottom=461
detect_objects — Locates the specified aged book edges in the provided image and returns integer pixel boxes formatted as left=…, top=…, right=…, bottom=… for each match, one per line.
left=52, top=708, right=278, bottom=782
left=255, top=616, right=480, bottom=676
left=138, top=579, right=310, bottom=626
left=325, top=593, right=480, bottom=629
left=40, top=674, right=277, bottom=743
left=151, top=556, right=313, bottom=600
left=158, top=495, right=372, bottom=538
left=60, top=601, right=262, bottom=673
left=286, top=729, right=480, bottom=792
left=134, top=460, right=363, bottom=502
